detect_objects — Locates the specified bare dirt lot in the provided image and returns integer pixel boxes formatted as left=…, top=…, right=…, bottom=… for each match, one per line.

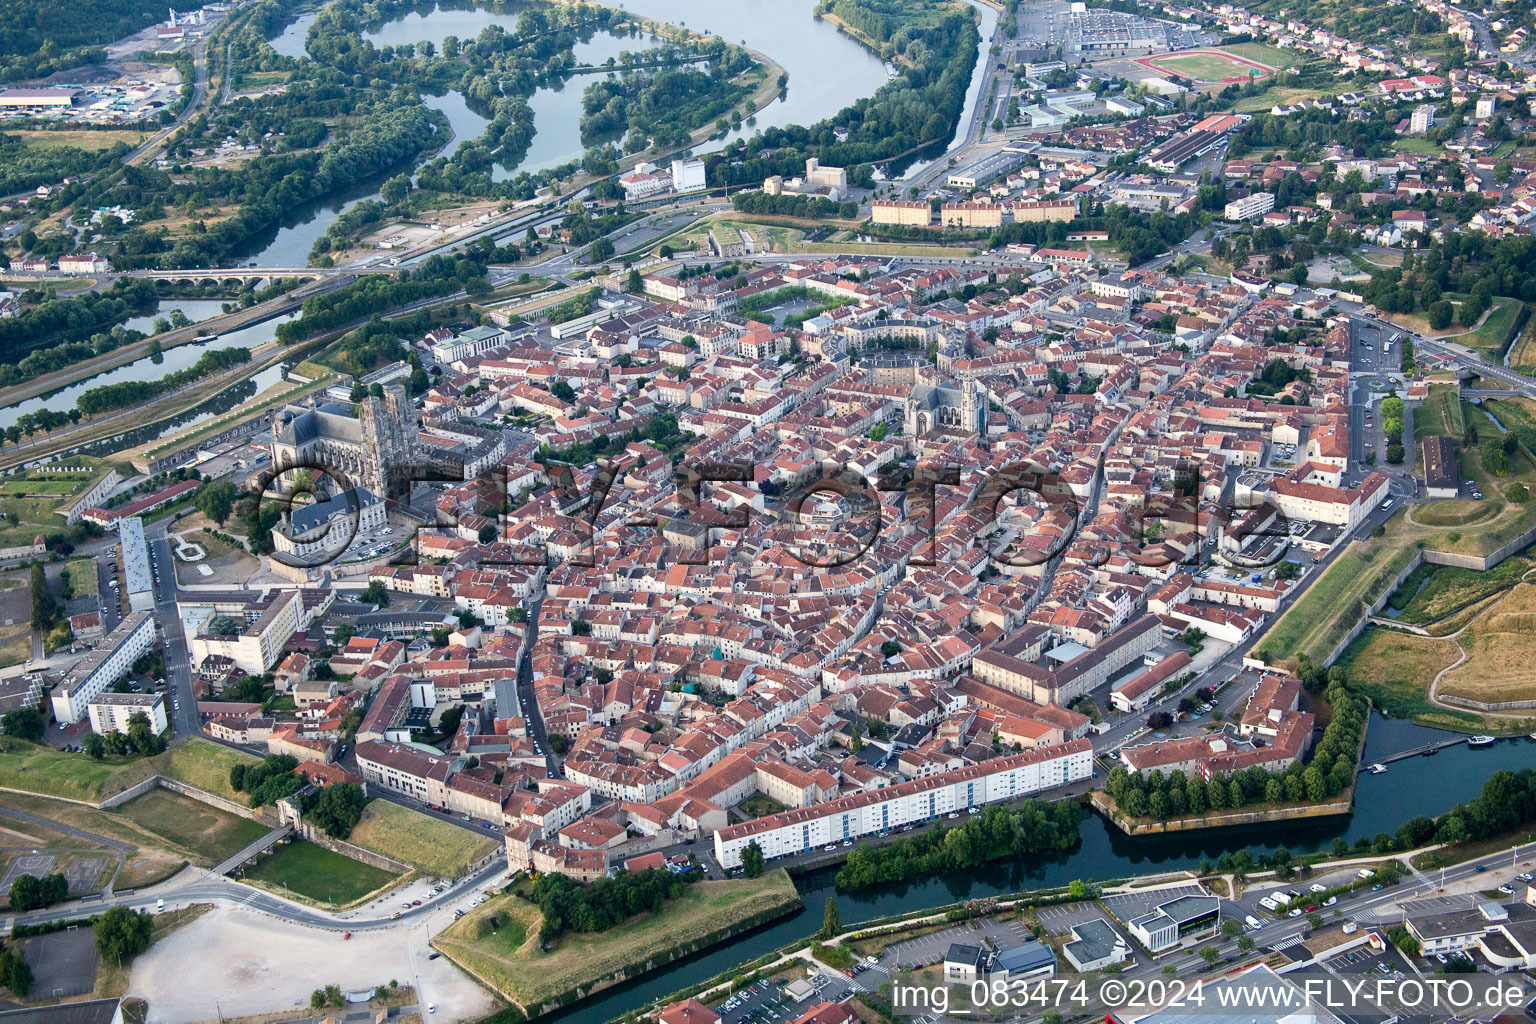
left=130, top=905, right=496, bottom=1024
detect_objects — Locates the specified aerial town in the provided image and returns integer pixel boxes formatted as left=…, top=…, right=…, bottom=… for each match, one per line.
left=0, top=0, right=1535, bottom=1022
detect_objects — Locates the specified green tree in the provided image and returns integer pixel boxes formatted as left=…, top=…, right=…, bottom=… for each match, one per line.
left=29, top=562, right=54, bottom=632
left=821, top=896, right=841, bottom=938
left=1199, top=946, right=1220, bottom=967
left=9, top=873, right=67, bottom=911
left=380, top=174, right=411, bottom=206
left=126, top=710, right=165, bottom=756
left=741, top=840, right=764, bottom=878
left=193, top=479, right=240, bottom=526
left=0, top=946, right=32, bottom=997
left=306, top=783, right=367, bottom=839
left=363, top=580, right=390, bottom=607
left=0, top=706, right=44, bottom=742
left=93, top=905, right=153, bottom=963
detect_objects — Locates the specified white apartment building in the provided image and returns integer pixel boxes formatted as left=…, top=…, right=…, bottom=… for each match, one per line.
left=713, top=740, right=1093, bottom=868
left=51, top=611, right=156, bottom=724
left=1224, top=192, right=1275, bottom=221
left=87, top=691, right=168, bottom=737
left=187, top=591, right=302, bottom=674
left=430, top=325, right=514, bottom=364
left=672, top=159, right=707, bottom=193
left=1410, top=104, right=1435, bottom=133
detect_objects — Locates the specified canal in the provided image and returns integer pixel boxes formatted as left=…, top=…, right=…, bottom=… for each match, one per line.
left=0, top=309, right=299, bottom=432
left=544, top=719, right=1535, bottom=1024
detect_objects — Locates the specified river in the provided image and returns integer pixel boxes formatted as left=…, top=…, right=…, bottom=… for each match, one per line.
left=542, top=718, right=1534, bottom=1024
left=249, top=0, right=887, bottom=268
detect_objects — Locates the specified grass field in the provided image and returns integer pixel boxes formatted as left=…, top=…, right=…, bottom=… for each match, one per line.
left=1464, top=299, right=1525, bottom=355
left=1507, top=318, right=1536, bottom=373
left=64, top=558, right=99, bottom=597
left=0, top=740, right=159, bottom=802
left=0, top=789, right=228, bottom=880
left=1146, top=51, right=1270, bottom=83
left=1335, top=629, right=1475, bottom=729
left=1440, top=583, right=1536, bottom=703
left=1395, top=550, right=1533, bottom=624
left=1231, top=86, right=1322, bottom=113
left=113, top=788, right=269, bottom=864
left=9, top=129, right=149, bottom=152
left=1219, top=41, right=1292, bottom=65
left=433, top=871, right=802, bottom=1011
left=1392, top=138, right=1442, bottom=155
left=1484, top=396, right=1536, bottom=443
left=0, top=459, right=113, bottom=548
left=347, top=798, right=498, bottom=878
left=151, top=738, right=261, bottom=801
left=1255, top=516, right=1422, bottom=670
left=1387, top=294, right=1524, bottom=355
left=241, top=840, right=399, bottom=906
left=0, top=736, right=257, bottom=803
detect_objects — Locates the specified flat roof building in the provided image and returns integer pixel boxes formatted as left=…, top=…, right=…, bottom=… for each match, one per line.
left=119, top=516, right=154, bottom=612
left=1127, top=893, right=1221, bottom=953
left=51, top=611, right=156, bottom=725
left=87, top=691, right=167, bottom=738
left=1062, top=918, right=1129, bottom=971
left=0, top=88, right=79, bottom=108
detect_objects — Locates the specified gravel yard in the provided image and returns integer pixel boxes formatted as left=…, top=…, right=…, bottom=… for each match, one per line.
left=131, top=905, right=496, bottom=1023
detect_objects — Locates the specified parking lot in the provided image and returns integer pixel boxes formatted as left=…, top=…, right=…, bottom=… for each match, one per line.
left=715, top=978, right=794, bottom=1024
left=1035, top=900, right=1112, bottom=932
left=1102, top=883, right=1211, bottom=925
left=880, top=917, right=1034, bottom=970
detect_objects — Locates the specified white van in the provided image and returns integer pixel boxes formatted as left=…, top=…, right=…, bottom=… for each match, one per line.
left=156, top=898, right=165, bottom=912
left=1244, top=915, right=1262, bottom=930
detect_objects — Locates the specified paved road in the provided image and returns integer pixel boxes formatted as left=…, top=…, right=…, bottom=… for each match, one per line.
left=125, top=40, right=209, bottom=168
left=148, top=532, right=200, bottom=739
left=8, top=850, right=509, bottom=933
left=0, top=805, right=134, bottom=852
